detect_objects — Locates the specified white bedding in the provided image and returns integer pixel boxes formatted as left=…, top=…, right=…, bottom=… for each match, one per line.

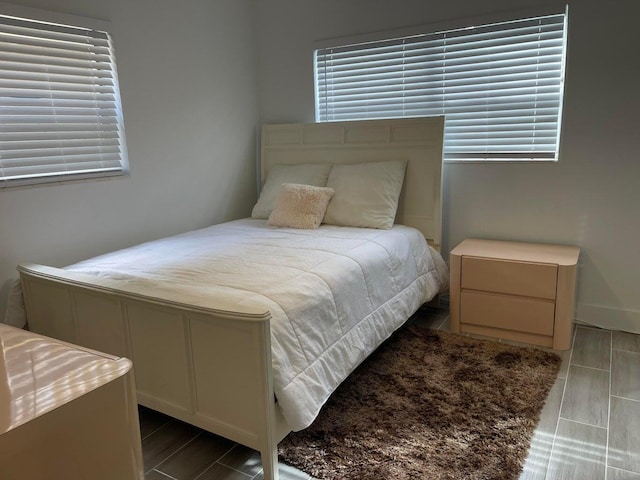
left=8, top=219, right=448, bottom=430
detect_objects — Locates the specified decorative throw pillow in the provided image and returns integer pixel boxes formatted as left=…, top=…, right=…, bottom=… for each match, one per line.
left=252, top=163, right=333, bottom=219
left=268, top=183, right=335, bottom=229
left=323, top=160, right=408, bottom=229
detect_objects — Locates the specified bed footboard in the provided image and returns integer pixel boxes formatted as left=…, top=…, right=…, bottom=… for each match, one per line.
left=18, top=264, right=286, bottom=480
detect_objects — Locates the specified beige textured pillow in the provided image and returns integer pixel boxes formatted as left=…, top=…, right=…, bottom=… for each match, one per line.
left=252, top=163, right=333, bottom=219
left=268, top=183, right=335, bottom=229
left=323, top=160, right=407, bottom=230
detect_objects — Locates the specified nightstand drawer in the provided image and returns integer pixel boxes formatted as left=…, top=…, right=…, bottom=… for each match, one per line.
left=461, top=291, right=555, bottom=336
left=461, top=256, right=558, bottom=300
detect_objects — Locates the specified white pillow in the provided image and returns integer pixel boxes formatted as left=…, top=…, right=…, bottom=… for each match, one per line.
left=268, top=183, right=335, bottom=229
left=251, top=163, right=332, bottom=219
left=323, top=160, right=407, bottom=230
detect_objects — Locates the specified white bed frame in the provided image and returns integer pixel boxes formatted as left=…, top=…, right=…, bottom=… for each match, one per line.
left=18, top=117, right=444, bottom=480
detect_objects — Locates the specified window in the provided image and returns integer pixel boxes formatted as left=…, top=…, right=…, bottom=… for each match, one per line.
left=315, top=11, right=568, bottom=161
left=0, top=9, right=128, bottom=187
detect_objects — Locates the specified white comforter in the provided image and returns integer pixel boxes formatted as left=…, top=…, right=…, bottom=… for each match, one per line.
left=9, top=219, right=448, bottom=430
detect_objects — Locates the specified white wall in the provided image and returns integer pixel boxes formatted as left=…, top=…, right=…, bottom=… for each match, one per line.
left=252, top=0, right=640, bottom=333
left=0, top=0, right=259, bottom=317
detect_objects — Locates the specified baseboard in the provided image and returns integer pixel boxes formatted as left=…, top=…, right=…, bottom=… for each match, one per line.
left=575, top=303, right=640, bottom=334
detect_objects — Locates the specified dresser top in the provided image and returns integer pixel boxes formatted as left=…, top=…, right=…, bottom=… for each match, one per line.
left=451, top=238, right=580, bottom=266
left=0, top=324, right=132, bottom=435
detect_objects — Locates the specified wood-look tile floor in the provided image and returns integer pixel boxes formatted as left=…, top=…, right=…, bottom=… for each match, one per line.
left=139, top=306, right=640, bottom=480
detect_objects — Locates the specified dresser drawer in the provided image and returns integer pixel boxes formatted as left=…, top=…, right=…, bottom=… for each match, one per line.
left=460, top=291, right=555, bottom=336
left=461, top=256, right=558, bottom=300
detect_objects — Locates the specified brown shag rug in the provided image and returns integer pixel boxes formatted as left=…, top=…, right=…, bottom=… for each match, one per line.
left=278, top=326, right=561, bottom=480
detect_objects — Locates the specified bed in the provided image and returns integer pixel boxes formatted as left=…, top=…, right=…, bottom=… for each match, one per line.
left=13, top=117, right=446, bottom=480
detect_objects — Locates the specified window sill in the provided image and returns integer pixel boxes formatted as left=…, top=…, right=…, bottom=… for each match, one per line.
left=0, top=171, right=130, bottom=191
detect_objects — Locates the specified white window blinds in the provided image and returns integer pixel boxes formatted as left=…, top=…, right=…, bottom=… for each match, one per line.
left=0, top=13, right=128, bottom=187
left=315, top=12, right=567, bottom=161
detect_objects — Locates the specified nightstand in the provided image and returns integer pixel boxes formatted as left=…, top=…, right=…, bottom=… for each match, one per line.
left=449, top=238, right=580, bottom=350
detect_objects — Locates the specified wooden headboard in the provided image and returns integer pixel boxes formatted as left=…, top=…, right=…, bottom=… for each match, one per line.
left=260, top=117, right=445, bottom=249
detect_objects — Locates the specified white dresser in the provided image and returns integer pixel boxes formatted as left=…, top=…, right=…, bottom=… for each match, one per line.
left=0, top=323, right=144, bottom=479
